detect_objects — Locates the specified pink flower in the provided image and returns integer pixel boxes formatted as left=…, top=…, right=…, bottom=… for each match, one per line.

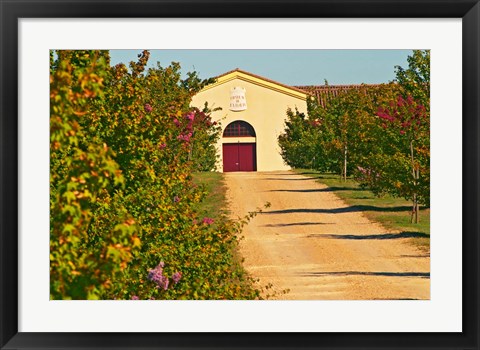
left=202, top=217, right=214, bottom=225
left=185, top=112, right=195, bottom=121
left=177, top=133, right=192, bottom=142
left=144, top=104, right=153, bottom=113
left=131, top=295, right=139, bottom=300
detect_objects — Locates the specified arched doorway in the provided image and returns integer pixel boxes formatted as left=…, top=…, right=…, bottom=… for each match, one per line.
left=222, top=121, right=257, bottom=172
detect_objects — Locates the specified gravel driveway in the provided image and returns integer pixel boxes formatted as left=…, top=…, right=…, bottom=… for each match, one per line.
left=224, top=171, right=430, bottom=300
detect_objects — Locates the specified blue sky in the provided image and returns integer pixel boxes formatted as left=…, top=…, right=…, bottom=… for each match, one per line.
left=109, top=49, right=412, bottom=86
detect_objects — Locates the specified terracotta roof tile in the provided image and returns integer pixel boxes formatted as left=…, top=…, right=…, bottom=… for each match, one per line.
left=295, top=84, right=382, bottom=108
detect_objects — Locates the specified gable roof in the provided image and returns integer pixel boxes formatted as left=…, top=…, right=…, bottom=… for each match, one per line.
left=201, top=68, right=309, bottom=101
left=295, top=84, right=383, bottom=108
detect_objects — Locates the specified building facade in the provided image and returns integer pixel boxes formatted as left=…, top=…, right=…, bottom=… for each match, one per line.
left=191, top=69, right=309, bottom=172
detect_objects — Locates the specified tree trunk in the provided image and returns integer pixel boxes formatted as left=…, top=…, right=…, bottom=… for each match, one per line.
left=411, top=195, right=418, bottom=224
left=410, top=140, right=419, bottom=224
left=415, top=168, right=420, bottom=223
left=343, top=145, right=347, bottom=182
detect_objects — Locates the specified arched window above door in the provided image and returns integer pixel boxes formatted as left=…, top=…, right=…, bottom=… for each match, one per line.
left=223, top=120, right=256, bottom=137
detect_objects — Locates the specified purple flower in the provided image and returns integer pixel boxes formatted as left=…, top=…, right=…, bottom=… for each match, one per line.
left=148, top=262, right=169, bottom=291
left=173, top=196, right=180, bottom=203
left=172, top=272, right=182, bottom=284
left=131, top=295, right=139, bottom=300
left=202, top=217, right=214, bottom=225
left=162, top=278, right=169, bottom=291
left=144, top=103, right=153, bottom=113
left=148, top=267, right=163, bottom=283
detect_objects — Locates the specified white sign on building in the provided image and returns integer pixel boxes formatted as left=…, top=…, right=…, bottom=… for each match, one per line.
left=229, top=86, right=247, bottom=111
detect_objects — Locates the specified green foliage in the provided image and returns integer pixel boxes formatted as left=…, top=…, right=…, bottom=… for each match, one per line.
left=395, top=50, right=430, bottom=109
left=50, top=50, right=259, bottom=299
left=278, top=108, right=330, bottom=170
left=50, top=50, right=128, bottom=299
left=278, top=50, right=430, bottom=222
left=279, top=84, right=400, bottom=176
left=361, top=94, right=430, bottom=208
left=358, top=50, right=430, bottom=214
left=189, top=103, right=222, bottom=171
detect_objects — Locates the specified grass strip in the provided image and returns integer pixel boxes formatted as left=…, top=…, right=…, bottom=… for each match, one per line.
left=192, top=171, right=263, bottom=299
left=192, top=171, right=230, bottom=220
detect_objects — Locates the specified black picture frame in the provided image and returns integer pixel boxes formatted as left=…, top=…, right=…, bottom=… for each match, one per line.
left=1, top=1, right=478, bottom=349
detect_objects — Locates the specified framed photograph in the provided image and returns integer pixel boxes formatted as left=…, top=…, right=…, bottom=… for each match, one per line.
left=1, top=0, right=478, bottom=349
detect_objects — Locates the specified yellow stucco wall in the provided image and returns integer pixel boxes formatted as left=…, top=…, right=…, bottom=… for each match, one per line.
left=191, top=74, right=308, bottom=172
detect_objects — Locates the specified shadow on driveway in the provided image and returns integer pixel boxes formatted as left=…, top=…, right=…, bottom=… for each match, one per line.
left=261, top=177, right=322, bottom=181
left=263, top=205, right=412, bottom=214
left=306, top=231, right=429, bottom=240
left=301, top=271, right=430, bottom=278
left=262, top=221, right=332, bottom=228
left=268, top=187, right=364, bottom=193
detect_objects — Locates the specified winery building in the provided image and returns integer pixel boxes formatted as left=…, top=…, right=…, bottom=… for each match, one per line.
left=191, top=68, right=371, bottom=172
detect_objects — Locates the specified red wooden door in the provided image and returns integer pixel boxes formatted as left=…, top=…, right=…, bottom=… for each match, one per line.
left=223, top=144, right=239, bottom=172
left=223, top=143, right=256, bottom=172
left=238, top=143, right=256, bottom=171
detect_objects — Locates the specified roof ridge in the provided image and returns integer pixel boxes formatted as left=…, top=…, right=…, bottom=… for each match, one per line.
left=214, top=68, right=309, bottom=96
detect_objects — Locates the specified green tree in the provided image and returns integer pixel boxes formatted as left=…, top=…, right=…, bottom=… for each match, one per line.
left=357, top=94, right=430, bottom=223
left=316, top=85, right=377, bottom=180
left=395, top=50, right=430, bottom=109
left=354, top=55, right=430, bottom=223
left=277, top=51, right=429, bottom=223
left=362, top=50, right=430, bottom=223
left=278, top=108, right=317, bottom=169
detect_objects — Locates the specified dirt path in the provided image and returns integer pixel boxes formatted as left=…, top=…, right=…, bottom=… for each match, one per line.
left=224, top=171, right=430, bottom=300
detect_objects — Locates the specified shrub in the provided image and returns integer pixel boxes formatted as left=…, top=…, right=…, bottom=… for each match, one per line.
left=50, top=50, right=259, bottom=299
